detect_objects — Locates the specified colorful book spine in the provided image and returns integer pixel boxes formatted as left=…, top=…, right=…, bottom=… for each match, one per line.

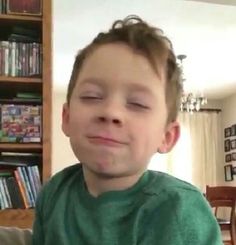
left=14, top=170, right=29, bottom=208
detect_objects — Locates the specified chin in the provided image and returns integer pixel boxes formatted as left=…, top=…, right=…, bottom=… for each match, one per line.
left=83, top=161, right=129, bottom=179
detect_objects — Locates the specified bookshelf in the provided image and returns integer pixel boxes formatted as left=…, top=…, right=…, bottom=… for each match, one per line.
left=0, top=0, right=52, bottom=228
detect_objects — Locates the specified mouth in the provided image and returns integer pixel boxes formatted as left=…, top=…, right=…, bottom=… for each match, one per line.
left=87, top=136, right=125, bottom=147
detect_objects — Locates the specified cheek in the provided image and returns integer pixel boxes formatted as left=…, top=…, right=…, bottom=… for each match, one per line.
left=134, top=121, right=165, bottom=151
left=69, top=106, right=89, bottom=126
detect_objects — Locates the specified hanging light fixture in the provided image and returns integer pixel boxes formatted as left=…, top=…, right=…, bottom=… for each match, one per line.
left=177, top=54, right=207, bottom=113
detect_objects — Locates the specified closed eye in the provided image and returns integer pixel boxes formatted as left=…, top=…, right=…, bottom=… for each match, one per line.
left=80, top=96, right=102, bottom=100
left=128, top=102, right=149, bottom=109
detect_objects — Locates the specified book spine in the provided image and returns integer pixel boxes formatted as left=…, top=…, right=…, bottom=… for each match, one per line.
left=0, top=183, right=5, bottom=209
left=2, top=177, right=12, bottom=208
left=0, top=177, right=7, bottom=209
left=6, top=176, right=18, bottom=208
left=11, top=176, right=25, bottom=208
left=21, top=42, right=27, bottom=77
left=29, top=43, right=33, bottom=76
left=21, top=166, right=35, bottom=207
left=18, top=42, right=23, bottom=76
left=0, top=41, right=2, bottom=75
left=6, top=176, right=25, bottom=209
left=10, top=41, right=16, bottom=77
left=25, top=42, right=29, bottom=77
left=2, top=0, right=6, bottom=14
left=27, top=166, right=37, bottom=201
left=39, top=43, right=43, bottom=75
left=14, top=169, right=29, bottom=208
left=32, top=42, right=37, bottom=75
left=32, top=165, right=42, bottom=193
left=3, top=41, right=9, bottom=76
left=15, top=42, right=20, bottom=76
left=17, top=167, right=32, bottom=207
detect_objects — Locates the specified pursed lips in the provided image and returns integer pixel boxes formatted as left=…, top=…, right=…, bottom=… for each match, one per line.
left=87, top=135, right=127, bottom=146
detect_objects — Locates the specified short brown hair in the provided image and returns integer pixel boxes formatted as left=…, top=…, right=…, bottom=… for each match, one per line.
left=67, top=15, right=182, bottom=123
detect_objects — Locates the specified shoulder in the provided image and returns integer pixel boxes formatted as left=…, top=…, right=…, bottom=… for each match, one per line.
left=140, top=171, right=222, bottom=244
left=42, top=163, right=82, bottom=193
left=35, top=164, right=82, bottom=214
left=144, top=170, right=202, bottom=199
left=143, top=170, right=209, bottom=216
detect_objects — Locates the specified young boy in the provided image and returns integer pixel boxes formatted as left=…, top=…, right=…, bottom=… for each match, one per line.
left=32, top=16, right=222, bottom=244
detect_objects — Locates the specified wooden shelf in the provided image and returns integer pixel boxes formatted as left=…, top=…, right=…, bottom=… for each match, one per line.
left=0, top=77, right=42, bottom=94
left=0, top=209, right=34, bottom=229
left=0, top=76, right=42, bottom=83
left=0, top=14, right=42, bottom=33
left=0, top=0, right=52, bottom=228
left=0, top=14, right=42, bottom=22
left=0, top=143, right=42, bottom=153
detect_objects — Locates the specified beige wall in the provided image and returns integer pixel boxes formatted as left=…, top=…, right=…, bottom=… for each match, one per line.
left=202, top=99, right=222, bottom=110
left=220, top=93, right=236, bottom=185
left=52, top=91, right=77, bottom=174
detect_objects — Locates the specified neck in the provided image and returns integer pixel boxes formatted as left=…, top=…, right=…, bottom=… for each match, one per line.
left=82, top=166, right=145, bottom=197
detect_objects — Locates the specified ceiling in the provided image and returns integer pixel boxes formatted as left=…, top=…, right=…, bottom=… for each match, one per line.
left=53, top=0, right=236, bottom=100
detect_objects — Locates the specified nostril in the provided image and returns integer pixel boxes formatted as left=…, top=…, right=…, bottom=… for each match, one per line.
left=97, top=117, right=121, bottom=124
left=113, top=119, right=120, bottom=124
left=98, top=117, right=106, bottom=122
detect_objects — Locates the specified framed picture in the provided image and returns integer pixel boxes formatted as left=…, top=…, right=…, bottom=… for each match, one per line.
left=224, top=127, right=231, bottom=138
left=225, top=154, right=231, bottom=162
left=231, top=139, right=236, bottom=150
left=232, top=152, right=236, bottom=161
left=224, top=165, right=233, bottom=181
left=231, top=124, right=236, bottom=136
left=224, top=139, right=231, bottom=152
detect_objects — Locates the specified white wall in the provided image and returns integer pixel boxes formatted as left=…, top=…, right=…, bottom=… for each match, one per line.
left=52, top=91, right=77, bottom=174
left=220, top=93, right=236, bottom=185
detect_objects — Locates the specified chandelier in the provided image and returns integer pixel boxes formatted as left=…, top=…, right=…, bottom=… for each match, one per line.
left=177, top=55, right=207, bottom=113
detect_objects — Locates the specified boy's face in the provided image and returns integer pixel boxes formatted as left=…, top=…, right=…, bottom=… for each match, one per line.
left=62, top=43, right=179, bottom=178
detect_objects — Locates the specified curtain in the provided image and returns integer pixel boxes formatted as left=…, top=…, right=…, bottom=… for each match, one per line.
left=148, top=111, right=222, bottom=191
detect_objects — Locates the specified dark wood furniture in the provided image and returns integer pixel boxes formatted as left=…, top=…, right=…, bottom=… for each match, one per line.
left=0, top=0, right=52, bottom=229
left=206, top=185, right=236, bottom=245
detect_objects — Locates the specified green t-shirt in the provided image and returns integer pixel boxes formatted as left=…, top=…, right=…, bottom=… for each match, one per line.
left=32, top=164, right=223, bottom=245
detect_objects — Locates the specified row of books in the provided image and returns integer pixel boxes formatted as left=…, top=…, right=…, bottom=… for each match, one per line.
left=0, top=104, right=41, bottom=143
left=0, top=164, right=42, bottom=209
left=0, top=92, right=42, bottom=104
left=0, top=41, right=42, bottom=77
left=0, top=0, right=42, bottom=15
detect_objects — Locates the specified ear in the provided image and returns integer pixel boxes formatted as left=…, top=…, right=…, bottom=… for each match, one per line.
left=158, top=121, right=180, bottom=153
left=62, top=103, right=70, bottom=137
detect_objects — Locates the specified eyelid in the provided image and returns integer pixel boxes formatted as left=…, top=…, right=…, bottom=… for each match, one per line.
left=79, top=90, right=102, bottom=96
left=79, top=90, right=103, bottom=101
left=127, top=101, right=150, bottom=109
left=80, top=96, right=102, bottom=99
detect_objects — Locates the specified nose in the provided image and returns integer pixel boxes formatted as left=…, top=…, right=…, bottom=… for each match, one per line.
left=95, top=99, right=124, bottom=126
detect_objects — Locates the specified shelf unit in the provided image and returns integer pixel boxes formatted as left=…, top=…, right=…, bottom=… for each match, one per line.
left=0, top=0, right=52, bottom=228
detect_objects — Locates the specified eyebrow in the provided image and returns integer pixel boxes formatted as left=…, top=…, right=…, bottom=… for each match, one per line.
left=126, top=83, right=155, bottom=95
left=78, top=78, right=104, bottom=87
left=78, top=77, right=157, bottom=97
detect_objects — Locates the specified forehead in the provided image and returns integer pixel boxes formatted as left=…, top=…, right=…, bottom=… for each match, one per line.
left=77, top=43, right=165, bottom=89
